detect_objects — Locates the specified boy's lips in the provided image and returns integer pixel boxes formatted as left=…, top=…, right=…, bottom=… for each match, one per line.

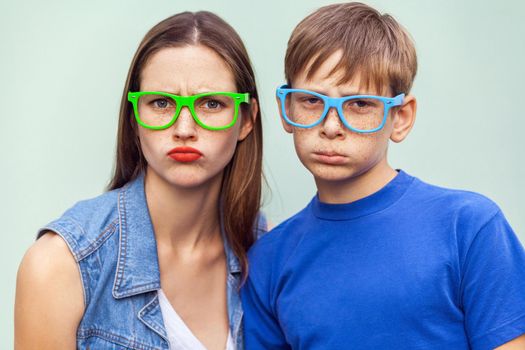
left=312, top=150, right=347, bottom=165
left=167, top=146, right=203, bottom=162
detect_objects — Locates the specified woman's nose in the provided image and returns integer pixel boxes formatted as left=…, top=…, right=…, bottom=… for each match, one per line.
left=171, top=107, right=198, bottom=141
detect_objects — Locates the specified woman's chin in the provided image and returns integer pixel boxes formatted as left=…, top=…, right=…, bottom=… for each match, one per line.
left=149, top=170, right=222, bottom=191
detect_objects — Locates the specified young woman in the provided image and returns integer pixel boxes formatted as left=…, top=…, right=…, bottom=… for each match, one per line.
left=15, top=11, right=265, bottom=350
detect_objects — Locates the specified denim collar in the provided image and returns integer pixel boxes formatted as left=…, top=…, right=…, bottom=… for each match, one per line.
left=112, top=173, right=241, bottom=299
left=225, top=246, right=242, bottom=275
left=219, top=201, right=242, bottom=275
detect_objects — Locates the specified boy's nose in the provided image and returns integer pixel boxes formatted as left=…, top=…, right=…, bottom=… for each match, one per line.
left=320, top=107, right=345, bottom=139
left=172, top=107, right=198, bottom=141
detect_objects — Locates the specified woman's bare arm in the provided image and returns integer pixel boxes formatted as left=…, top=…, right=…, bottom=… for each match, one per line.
left=15, top=232, right=84, bottom=350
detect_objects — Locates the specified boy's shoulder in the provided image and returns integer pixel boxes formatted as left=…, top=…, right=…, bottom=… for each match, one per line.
left=404, top=173, right=509, bottom=253
left=407, top=173, right=501, bottom=220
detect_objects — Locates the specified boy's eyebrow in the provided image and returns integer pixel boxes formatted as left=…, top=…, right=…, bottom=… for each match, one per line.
left=298, top=86, right=367, bottom=97
left=338, top=89, right=366, bottom=96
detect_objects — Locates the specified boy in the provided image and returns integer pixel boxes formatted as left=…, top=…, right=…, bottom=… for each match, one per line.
left=242, top=3, right=525, bottom=349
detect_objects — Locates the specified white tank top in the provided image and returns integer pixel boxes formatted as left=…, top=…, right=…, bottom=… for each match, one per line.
left=158, top=289, right=236, bottom=350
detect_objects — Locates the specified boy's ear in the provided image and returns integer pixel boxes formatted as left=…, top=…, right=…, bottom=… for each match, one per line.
left=238, top=98, right=258, bottom=141
left=390, top=95, right=417, bottom=143
left=276, top=96, right=294, bottom=134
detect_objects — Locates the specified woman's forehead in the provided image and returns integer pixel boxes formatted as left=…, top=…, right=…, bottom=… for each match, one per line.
left=140, top=46, right=236, bottom=92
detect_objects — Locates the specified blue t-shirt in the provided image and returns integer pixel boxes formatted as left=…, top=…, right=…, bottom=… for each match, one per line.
left=242, top=171, right=525, bottom=350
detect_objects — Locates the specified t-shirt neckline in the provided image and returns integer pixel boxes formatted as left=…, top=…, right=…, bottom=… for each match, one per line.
left=311, top=170, right=414, bottom=221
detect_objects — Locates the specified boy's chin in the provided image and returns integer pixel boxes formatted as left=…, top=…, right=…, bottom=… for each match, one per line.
left=306, top=163, right=357, bottom=184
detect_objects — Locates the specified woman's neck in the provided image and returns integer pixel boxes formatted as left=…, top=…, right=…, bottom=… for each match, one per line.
left=144, top=168, right=223, bottom=253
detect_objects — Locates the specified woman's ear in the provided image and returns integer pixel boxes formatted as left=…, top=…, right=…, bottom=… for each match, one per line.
left=238, top=98, right=257, bottom=141
left=277, top=96, right=294, bottom=134
left=390, top=95, right=417, bottom=143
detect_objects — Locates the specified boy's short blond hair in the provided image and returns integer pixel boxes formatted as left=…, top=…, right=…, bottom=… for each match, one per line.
left=285, top=2, right=417, bottom=95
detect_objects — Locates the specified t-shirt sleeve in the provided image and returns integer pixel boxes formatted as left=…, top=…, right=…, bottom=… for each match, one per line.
left=460, top=210, right=525, bottom=349
left=241, top=245, right=289, bottom=349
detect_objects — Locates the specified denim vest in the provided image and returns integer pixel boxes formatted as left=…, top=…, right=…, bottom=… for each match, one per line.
left=38, top=174, right=267, bottom=349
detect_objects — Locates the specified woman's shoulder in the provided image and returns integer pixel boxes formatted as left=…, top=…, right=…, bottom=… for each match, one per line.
left=19, top=232, right=83, bottom=292
left=16, top=232, right=85, bottom=347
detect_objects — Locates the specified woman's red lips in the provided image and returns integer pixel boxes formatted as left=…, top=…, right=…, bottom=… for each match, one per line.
left=168, top=147, right=203, bottom=162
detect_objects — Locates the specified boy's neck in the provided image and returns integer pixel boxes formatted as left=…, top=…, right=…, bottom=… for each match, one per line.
left=315, top=161, right=398, bottom=204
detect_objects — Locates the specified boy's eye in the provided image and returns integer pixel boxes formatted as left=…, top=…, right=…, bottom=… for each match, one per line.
left=345, top=99, right=379, bottom=110
left=296, top=96, right=322, bottom=105
left=353, top=99, right=371, bottom=108
left=302, top=96, right=322, bottom=105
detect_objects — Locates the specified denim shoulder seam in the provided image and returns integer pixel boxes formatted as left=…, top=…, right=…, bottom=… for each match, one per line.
left=38, top=223, right=89, bottom=307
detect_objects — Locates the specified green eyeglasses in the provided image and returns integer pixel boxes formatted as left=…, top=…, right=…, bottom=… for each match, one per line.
left=128, top=91, right=250, bottom=131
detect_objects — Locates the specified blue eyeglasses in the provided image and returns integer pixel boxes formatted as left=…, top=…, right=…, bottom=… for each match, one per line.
left=276, top=84, right=405, bottom=133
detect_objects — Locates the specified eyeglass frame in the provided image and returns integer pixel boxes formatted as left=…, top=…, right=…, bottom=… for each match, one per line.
left=127, top=91, right=250, bottom=131
left=276, top=84, right=405, bottom=134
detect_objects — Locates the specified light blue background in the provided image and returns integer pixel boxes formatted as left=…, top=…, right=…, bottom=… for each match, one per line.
left=2, top=1, right=524, bottom=348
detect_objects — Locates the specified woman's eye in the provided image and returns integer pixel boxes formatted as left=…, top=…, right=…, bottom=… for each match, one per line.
left=152, top=99, right=169, bottom=108
left=205, top=100, right=221, bottom=109
left=201, top=99, right=225, bottom=110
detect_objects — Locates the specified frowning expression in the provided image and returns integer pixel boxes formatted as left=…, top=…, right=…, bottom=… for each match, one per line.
left=137, top=45, right=254, bottom=189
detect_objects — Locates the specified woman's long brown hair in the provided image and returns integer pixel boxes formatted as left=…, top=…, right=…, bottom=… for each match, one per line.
left=108, top=11, right=263, bottom=279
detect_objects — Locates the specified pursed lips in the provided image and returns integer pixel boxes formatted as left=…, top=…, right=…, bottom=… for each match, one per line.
left=314, top=150, right=345, bottom=157
left=312, top=150, right=348, bottom=165
left=167, top=146, right=203, bottom=162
